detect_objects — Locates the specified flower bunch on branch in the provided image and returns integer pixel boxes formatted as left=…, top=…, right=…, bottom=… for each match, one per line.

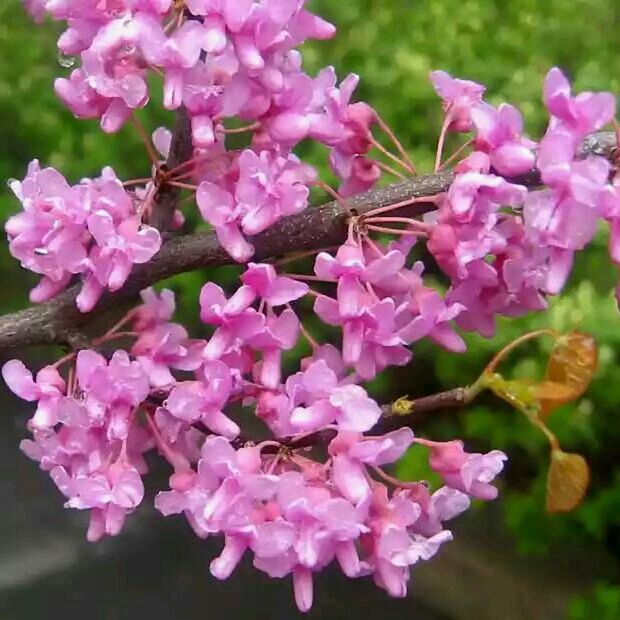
left=3, top=0, right=619, bottom=611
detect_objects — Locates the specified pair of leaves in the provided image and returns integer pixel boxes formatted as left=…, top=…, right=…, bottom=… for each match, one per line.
left=481, top=331, right=596, bottom=514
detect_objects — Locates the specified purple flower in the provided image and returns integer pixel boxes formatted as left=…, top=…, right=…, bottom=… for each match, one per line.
left=164, top=360, right=239, bottom=438
left=365, top=486, right=452, bottom=598
left=543, top=67, right=615, bottom=136
left=397, top=286, right=466, bottom=353
left=241, top=262, right=308, bottom=306
left=329, top=429, right=415, bottom=504
left=430, top=70, right=485, bottom=132
left=471, top=102, right=536, bottom=176
left=51, top=460, right=145, bottom=541
left=75, top=349, right=150, bottom=439
left=315, top=238, right=406, bottom=284
left=428, top=440, right=507, bottom=500
left=6, top=162, right=160, bottom=310
left=288, top=359, right=382, bottom=432
left=199, top=282, right=265, bottom=358
left=2, top=360, right=66, bottom=429
left=236, top=150, right=313, bottom=234
left=248, top=309, right=300, bottom=389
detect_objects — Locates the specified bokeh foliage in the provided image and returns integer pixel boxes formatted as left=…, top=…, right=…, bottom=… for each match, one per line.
left=1, top=0, right=619, bottom=612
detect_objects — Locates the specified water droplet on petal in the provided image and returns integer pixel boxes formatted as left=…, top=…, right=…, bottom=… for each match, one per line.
left=57, top=51, right=76, bottom=68
left=6, top=178, right=17, bottom=188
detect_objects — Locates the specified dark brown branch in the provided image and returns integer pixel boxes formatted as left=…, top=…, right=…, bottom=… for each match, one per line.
left=147, top=107, right=193, bottom=231
left=0, top=131, right=616, bottom=352
left=374, top=387, right=470, bottom=434
left=254, top=387, right=472, bottom=453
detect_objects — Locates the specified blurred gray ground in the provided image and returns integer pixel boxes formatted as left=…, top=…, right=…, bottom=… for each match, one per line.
left=0, top=383, right=617, bottom=620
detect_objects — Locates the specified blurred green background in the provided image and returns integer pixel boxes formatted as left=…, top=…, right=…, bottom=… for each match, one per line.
left=1, top=1, right=620, bottom=618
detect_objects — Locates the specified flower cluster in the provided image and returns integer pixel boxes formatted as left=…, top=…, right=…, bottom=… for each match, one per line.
left=428, top=69, right=618, bottom=336
left=6, top=162, right=161, bottom=310
left=3, top=285, right=505, bottom=610
left=32, top=0, right=376, bottom=198
left=5, top=0, right=620, bottom=613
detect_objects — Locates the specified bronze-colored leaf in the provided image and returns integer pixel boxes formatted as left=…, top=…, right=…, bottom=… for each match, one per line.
left=539, top=332, right=598, bottom=420
left=533, top=381, right=578, bottom=402
left=546, top=450, right=590, bottom=513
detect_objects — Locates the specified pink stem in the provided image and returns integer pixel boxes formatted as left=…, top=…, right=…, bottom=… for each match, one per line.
left=123, top=178, right=153, bottom=187
left=100, top=307, right=140, bottom=340
left=130, top=114, right=159, bottom=167
left=167, top=180, right=198, bottom=191
left=274, top=246, right=339, bottom=266
left=287, top=303, right=319, bottom=349
left=92, top=331, right=139, bottom=346
left=364, top=216, right=431, bottom=231
left=314, top=179, right=350, bottom=214
left=371, top=465, right=427, bottom=490
left=138, top=182, right=158, bottom=218
left=283, top=273, right=334, bottom=283
left=369, top=135, right=414, bottom=174
left=439, top=138, right=474, bottom=171
left=362, top=195, right=438, bottom=219
left=412, top=437, right=441, bottom=448
left=366, top=224, right=427, bottom=237
left=67, top=365, right=75, bottom=395
left=434, top=109, right=454, bottom=172
left=374, top=159, right=407, bottom=180
left=222, top=122, right=260, bottom=134
left=167, top=155, right=206, bottom=177
left=144, top=410, right=182, bottom=469
left=376, top=114, right=418, bottom=174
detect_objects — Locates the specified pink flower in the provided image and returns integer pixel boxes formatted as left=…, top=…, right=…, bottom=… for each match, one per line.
left=6, top=162, right=160, bottom=310
left=315, top=238, right=406, bottom=284
left=365, top=486, right=452, bottom=598
left=199, top=282, right=265, bottom=358
left=471, top=102, right=536, bottom=176
left=23, top=0, right=47, bottom=21
left=74, top=349, right=150, bottom=439
left=288, top=359, right=382, bottom=432
left=309, top=72, right=375, bottom=154
left=430, top=70, right=485, bottom=132
left=235, top=150, right=313, bottom=235
left=248, top=309, right=301, bottom=389
left=134, top=287, right=176, bottom=330
left=543, top=67, right=616, bottom=136
left=165, top=360, right=239, bottom=438
left=329, top=429, right=414, bottom=504
left=132, top=323, right=203, bottom=386
left=241, top=262, right=308, bottom=306
left=427, top=440, right=507, bottom=500
left=398, top=286, right=466, bottom=353
left=2, top=360, right=66, bottom=428
left=51, top=460, right=145, bottom=541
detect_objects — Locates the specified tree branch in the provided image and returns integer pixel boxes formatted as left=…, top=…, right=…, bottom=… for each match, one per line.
left=252, top=387, right=472, bottom=453
left=0, top=129, right=616, bottom=352
left=147, top=107, right=193, bottom=230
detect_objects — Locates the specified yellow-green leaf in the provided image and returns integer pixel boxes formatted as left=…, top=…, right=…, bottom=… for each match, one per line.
left=482, top=373, right=538, bottom=414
